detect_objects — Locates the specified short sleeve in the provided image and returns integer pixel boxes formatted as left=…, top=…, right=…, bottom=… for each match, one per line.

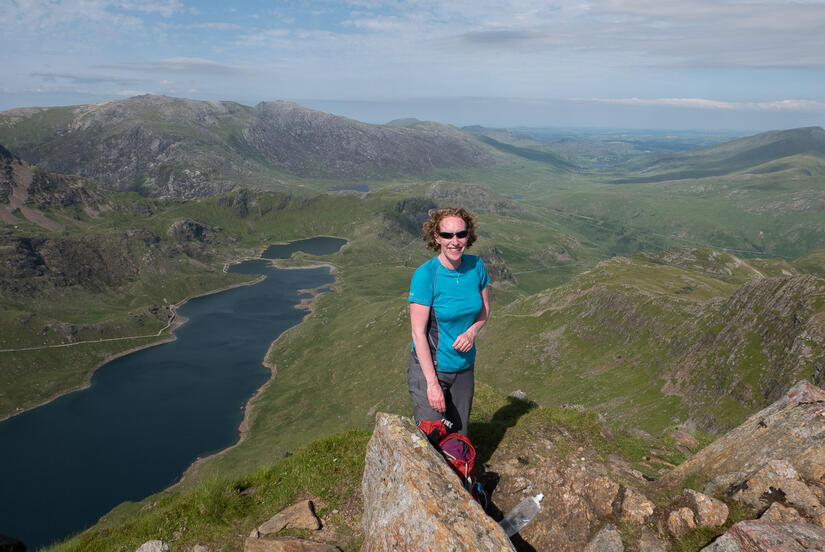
left=409, top=262, right=434, bottom=306
left=478, top=258, right=490, bottom=290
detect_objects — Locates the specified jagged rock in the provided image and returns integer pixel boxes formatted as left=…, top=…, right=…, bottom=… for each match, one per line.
left=136, top=541, right=169, bottom=552
left=667, top=507, right=697, bottom=538
left=0, top=533, right=26, bottom=552
left=760, top=502, right=804, bottom=524
left=683, top=489, right=728, bottom=527
left=658, top=381, right=825, bottom=494
left=243, top=537, right=340, bottom=552
left=637, top=528, right=668, bottom=552
left=621, top=487, right=655, bottom=524
left=583, top=523, right=624, bottom=552
left=361, top=413, right=515, bottom=551
left=258, top=500, right=321, bottom=535
left=712, top=458, right=825, bottom=525
left=700, top=519, right=825, bottom=551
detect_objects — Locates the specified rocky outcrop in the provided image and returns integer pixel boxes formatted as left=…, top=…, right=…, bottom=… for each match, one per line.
left=700, top=518, right=825, bottom=551
left=658, top=380, right=825, bottom=496
left=361, top=413, right=515, bottom=551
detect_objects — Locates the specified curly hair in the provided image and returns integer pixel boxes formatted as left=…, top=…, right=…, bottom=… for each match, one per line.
left=420, top=207, right=478, bottom=252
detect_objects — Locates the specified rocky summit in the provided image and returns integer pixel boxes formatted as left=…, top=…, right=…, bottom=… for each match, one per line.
left=363, top=381, right=825, bottom=551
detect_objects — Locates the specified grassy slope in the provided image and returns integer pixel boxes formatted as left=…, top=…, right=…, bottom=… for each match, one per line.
left=477, top=249, right=825, bottom=434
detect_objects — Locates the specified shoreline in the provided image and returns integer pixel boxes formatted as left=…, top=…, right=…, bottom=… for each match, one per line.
left=0, top=235, right=351, bottom=423
left=0, top=274, right=266, bottom=424
left=172, top=265, right=341, bottom=487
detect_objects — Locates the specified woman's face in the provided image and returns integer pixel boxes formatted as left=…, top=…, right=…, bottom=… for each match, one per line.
left=436, top=216, right=469, bottom=264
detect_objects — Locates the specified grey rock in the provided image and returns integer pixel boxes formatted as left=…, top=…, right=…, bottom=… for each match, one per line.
left=637, top=528, right=668, bottom=552
left=700, top=519, right=825, bottom=551
left=136, top=541, right=169, bottom=552
left=258, top=500, right=321, bottom=535
left=361, top=413, right=515, bottom=552
left=583, top=523, right=624, bottom=552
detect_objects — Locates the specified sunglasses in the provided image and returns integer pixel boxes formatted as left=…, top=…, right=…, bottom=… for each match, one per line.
left=438, top=230, right=469, bottom=239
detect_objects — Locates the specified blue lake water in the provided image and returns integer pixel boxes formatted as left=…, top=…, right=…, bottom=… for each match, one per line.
left=0, top=237, right=346, bottom=550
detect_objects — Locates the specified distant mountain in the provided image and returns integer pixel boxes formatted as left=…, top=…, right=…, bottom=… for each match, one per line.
left=616, top=126, right=825, bottom=182
left=0, top=95, right=496, bottom=198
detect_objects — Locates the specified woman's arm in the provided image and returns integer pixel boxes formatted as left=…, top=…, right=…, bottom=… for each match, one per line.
left=452, top=286, right=491, bottom=353
left=410, top=302, right=446, bottom=413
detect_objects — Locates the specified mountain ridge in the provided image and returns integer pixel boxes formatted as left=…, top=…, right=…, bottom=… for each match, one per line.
left=615, top=126, right=825, bottom=182
left=0, top=95, right=498, bottom=198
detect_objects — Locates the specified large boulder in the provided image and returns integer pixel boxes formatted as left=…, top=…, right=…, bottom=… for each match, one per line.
left=361, top=413, right=515, bottom=552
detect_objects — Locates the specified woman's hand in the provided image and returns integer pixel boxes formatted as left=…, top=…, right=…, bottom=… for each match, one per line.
left=427, top=381, right=446, bottom=412
left=452, top=329, right=476, bottom=353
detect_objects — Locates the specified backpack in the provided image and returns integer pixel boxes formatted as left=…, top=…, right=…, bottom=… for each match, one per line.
left=417, top=421, right=487, bottom=508
left=439, top=432, right=487, bottom=509
left=439, top=432, right=475, bottom=485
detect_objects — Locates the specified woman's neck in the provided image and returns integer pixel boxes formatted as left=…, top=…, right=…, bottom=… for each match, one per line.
left=437, top=251, right=462, bottom=270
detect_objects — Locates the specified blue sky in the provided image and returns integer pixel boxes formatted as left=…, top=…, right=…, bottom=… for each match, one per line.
left=2, top=0, right=825, bottom=130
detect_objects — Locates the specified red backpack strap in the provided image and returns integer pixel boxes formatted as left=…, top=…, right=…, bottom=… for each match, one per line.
left=417, top=419, right=447, bottom=445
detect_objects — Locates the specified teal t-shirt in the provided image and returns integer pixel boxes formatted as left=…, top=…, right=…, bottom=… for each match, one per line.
left=408, top=255, right=489, bottom=372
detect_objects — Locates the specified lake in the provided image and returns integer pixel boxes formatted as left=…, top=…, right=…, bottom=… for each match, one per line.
left=0, top=237, right=346, bottom=550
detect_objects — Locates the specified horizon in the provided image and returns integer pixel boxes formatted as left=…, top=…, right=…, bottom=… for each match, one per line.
left=1, top=93, right=821, bottom=135
left=2, top=1, right=825, bottom=132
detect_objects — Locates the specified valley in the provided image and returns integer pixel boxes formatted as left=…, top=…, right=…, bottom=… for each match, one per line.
left=1, top=95, right=824, bottom=551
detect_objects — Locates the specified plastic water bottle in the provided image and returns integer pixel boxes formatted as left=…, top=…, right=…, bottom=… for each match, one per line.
left=499, top=493, right=544, bottom=537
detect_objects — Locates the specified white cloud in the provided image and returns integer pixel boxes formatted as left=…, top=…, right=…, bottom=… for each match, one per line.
left=115, top=0, right=183, bottom=17
left=98, top=58, right=247, bottom=75
left=583, top=97, right=825, bottom=111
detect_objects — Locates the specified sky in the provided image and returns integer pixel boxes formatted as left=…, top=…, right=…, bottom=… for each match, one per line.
left=2, top=0, right=825, bottom=130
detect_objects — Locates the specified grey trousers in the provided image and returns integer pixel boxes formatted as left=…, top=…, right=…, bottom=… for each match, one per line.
left=408, top=352, right=474, bottom=436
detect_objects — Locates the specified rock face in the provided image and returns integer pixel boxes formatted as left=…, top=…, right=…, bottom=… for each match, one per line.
left=361, top=413, right=515, bottom=552
left=657, top=380, right=825, bottom=495
left=700, top=519, right=825, bottom=551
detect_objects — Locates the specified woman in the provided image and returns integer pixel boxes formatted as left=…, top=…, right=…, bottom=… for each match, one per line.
left=408, top=207, right=491, bottom=438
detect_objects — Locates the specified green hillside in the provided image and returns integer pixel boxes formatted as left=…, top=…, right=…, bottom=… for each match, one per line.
left=614, top=126, right=825, bottom=182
